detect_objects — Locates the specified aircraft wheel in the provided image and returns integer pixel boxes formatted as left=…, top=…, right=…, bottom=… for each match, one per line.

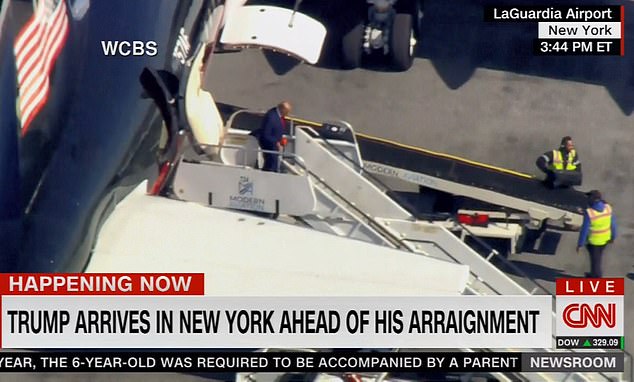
left=389, top=14, right=414, bottom=71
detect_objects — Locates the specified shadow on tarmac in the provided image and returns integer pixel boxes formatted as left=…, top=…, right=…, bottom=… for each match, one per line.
left=520, top=230, right=562, bottom=256
left=420, top=0, right=634, bottom=116
left=499, top=259, right=576, bottom=282
left=251, top=0, right=634, bottom=115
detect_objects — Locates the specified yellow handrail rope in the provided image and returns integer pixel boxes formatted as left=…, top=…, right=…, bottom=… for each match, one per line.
left=286, top=116, right=321, bottom=127
left=356, top=132, right=534, bottom=179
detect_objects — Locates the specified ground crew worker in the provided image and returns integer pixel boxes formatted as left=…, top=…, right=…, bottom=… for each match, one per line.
left=536, top=136, right=582, bottom=187
left=576, top=190, right=617, bottom=278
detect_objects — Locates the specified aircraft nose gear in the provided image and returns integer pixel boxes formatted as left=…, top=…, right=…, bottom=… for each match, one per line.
left=341, top=0, right=418, bottom=71
left=367, top=28, right=387, bottom=52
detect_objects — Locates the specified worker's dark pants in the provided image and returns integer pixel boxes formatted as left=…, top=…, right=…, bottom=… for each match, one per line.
left=586, top=244, right=606, bottom=278
left=544, top=171, right=557, bottom=188
left=545, top=171, right=573, bottom=189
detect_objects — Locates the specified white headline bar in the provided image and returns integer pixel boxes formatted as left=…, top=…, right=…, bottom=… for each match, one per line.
left=2, top=296, right=552, bottom=349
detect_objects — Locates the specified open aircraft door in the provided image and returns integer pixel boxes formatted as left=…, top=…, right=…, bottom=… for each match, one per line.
left=220, top=5, right=327, bottom=65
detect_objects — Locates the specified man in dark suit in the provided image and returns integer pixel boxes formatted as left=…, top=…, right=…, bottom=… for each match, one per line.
left=252, top=101, right=292, bottom=172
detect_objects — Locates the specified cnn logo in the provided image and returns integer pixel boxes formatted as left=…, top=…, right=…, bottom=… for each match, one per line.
left=562, top=303, right=616, bottom=328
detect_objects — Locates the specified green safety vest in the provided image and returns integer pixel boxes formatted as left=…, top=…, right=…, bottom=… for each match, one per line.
left=587, top=204, right=612, bottom=246
left=551, top=149, right=577, bottom=171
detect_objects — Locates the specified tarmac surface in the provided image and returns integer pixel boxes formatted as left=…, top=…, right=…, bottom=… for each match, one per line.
left=205, top=0, right=634, bottom=360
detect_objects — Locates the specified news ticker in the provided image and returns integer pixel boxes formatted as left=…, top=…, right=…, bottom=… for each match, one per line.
left=0, top=351, right=624, bottom=373
left=484, top=5, right=624, bottom=56
left=0, top=274, right=625, bottom=350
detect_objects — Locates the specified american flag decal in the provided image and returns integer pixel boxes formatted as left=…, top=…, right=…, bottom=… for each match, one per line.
left=14, top=0, right=69, bottom=135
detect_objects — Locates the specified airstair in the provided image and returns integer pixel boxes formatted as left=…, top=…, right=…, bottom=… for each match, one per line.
left=171, top=107, right=630, bottom=382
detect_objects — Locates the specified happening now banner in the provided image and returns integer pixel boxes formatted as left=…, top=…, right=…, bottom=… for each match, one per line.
left=0, top=273, right=552, bottom=349
left=0, top=274, right=626, bottom=375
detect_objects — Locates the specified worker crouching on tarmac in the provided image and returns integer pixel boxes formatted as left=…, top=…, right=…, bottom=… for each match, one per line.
left=576, top=190, right=617, bottom=278
left=536, top=136, right=582, bottom=188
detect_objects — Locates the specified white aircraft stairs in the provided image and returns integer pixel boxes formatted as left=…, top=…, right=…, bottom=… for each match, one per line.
left=171, top=115, right=630, bottom=382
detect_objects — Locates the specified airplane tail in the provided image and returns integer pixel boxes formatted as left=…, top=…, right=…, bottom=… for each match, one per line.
left=0, top=1, right=22, bottom=269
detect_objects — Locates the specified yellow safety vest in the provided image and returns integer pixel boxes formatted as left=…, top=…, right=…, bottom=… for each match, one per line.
left=587, top=204, right=612, bottom=246
left=551, top=149, right=577, bottom=171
